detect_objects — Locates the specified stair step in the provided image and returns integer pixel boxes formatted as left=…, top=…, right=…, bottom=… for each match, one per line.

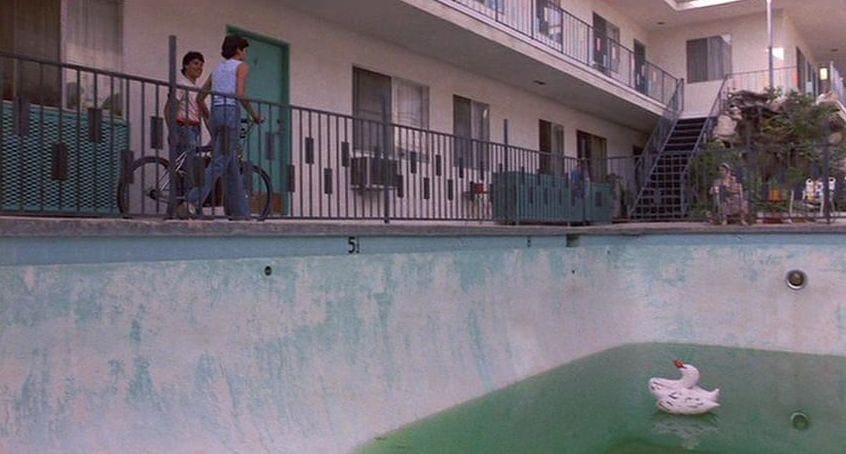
left=631, top=118, right=708, bottom=219
left=676, top=118, right=707, bottom=124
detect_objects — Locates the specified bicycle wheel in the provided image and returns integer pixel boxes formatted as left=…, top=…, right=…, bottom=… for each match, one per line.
left=242, top=162, right=272, bottom=220
left=117, top=156, right=173, bottom=216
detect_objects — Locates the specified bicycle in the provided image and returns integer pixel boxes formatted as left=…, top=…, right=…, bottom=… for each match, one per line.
left=117, top=120, right=272, bottom=219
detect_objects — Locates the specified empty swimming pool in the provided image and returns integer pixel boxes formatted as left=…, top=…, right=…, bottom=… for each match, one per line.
left=1, top=219, right=844, bottom=452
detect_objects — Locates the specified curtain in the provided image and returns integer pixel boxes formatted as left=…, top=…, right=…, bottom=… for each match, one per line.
left=714, top=35, right=732, bottom=81
left=453, top=96, right=488, bottom=170
left=471, top=101, right=490, bottom=142
left=590, top=135, right=607, bottom=183
left=1, top=0, right=61, bottom=104
left=353, top=68, right=391, bottom=154
left=687, top=38, right=708, bottom=83
left=706, top=35, right=731, bottom=81
left=539, top=120, right=565, bottom=175
left=64, top=0, right=123, bottom=111
left=393, top=78, right=428, bottom=129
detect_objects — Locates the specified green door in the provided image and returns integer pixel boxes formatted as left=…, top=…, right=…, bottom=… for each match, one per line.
left=227, top=27, right=290, bottom=215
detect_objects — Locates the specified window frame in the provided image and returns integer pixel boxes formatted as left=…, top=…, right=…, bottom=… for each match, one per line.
left=352, top=66, right=431, bottom=162
left=576, top=130, right=608, bottom=183
left=452, top=95, right=490, bottom=171
left=686, top=34, right=732, bottom=83
left=1, top=0, right=125, bottom=112
left=538, top=119, right=565, bottom=176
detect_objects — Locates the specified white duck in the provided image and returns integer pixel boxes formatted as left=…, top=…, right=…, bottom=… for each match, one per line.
left=648, top=359, right=720, bottom=415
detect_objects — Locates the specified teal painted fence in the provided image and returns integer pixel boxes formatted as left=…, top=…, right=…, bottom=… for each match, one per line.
left=491, top=171, right=612, bottom=223
left=1, top=100, right=127, bottom=214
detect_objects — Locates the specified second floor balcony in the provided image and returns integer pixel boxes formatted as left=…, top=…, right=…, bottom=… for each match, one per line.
left=437, top=0, right=679, bottom=104
left=281, top=0, right=680, bottom=131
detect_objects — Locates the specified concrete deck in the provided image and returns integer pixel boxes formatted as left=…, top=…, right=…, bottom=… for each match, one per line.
left=1, top=215, right=845, bottom=237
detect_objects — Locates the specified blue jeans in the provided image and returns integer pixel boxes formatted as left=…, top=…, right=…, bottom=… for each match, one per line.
left=186, top=106, right=249, bottom=218
left=175, top=124, right=200, bottom=198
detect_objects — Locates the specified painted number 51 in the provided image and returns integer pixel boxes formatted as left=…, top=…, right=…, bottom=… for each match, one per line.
left=348, top=236, right=360, bottom=254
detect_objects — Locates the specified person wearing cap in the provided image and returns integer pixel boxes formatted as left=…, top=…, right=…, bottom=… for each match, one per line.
left=710, top=162, right=749, bottom=225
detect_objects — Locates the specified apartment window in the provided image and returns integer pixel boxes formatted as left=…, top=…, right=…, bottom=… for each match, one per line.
left=538, top=119, right=564, bottom=175
left=352, top=67, right=429, bottom=157
left=536, top=0, right=562, bottom=42
left=474, top=0, right=504, bottom=13
left=634, top=40, right=647, bottom=94
left=1, top=0, right=61, bottom=104
left=352, top=68, right=429, bottom=128
left=393, top=78, right=429, bottom=129
left=593, top=13, right=621, bottom=74
left=65, top=0, right=124, bottom=111
left=686, top=35, right=731, bottom=83
left=1, top=0, right=124, bottom=110
left=577, top=130, right=607, bottom=183
left=797, top=49, right=817, bottom=96
left=453, top=95, right=490, bottom=171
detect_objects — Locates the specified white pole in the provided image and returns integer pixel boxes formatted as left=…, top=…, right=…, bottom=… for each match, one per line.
left=766, top=0, right=774, bottom=88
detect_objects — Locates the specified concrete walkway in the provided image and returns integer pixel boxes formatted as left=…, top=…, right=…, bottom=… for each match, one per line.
left=1, top=215, right=845, bottom=237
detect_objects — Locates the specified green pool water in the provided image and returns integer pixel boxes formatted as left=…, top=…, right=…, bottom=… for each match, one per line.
left=357, top=343, right=846, bottom=453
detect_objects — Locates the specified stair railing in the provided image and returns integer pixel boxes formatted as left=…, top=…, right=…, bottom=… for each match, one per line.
left=677, top=73, right=732, bottom=217
left=628, top=78, right=684, bottom=218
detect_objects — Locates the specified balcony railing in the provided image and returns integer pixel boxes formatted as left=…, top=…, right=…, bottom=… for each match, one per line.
left=438, top=0, right=680, bottom=105
left=723, top=67, right=799, bottom=98
left=0, top=50, right=618, bottom=224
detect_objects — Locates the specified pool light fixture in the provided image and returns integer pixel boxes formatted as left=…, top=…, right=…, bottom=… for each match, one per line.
left=785, top=270, right=806, bottom=290
left=791, top=411, right=810, bottom=430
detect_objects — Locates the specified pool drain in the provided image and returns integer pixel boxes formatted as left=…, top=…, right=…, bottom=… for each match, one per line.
left=785, top=270, right=806, bottom=290
left=264, top=266, right=273, bottom=276
left=791, top=411, right=810, bottom=430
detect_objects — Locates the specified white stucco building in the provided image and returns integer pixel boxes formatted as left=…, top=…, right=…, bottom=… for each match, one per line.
left=1, top=0, right=844, bottom=221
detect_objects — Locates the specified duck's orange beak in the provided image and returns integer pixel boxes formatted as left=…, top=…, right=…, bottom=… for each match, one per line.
left=673, top=359, right=685, bottom=368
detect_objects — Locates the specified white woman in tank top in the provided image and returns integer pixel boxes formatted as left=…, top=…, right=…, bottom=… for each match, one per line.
left=184, top=37, right=263, bottom=220
left=198, top=45, right=262, bottom=122
left=210, top=59, right=240, bottom=107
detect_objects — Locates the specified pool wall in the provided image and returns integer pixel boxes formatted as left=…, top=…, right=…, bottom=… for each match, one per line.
left=1, top=224, right=844, bottom=452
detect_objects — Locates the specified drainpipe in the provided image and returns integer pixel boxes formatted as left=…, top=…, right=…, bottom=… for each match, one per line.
left=766, top=0, right=774, bottom=89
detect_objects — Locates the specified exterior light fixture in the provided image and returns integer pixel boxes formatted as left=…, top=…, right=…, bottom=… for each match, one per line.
left=819, top=67, right=829, bottom=81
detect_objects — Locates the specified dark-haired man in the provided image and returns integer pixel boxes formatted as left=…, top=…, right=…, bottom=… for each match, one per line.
left=168, top=51, right=207, bottom=207
left=182, top=35, right=263, bottom=220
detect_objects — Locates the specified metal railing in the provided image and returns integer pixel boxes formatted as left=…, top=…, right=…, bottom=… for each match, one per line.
left=687, top=142, right=844, bottom=224
left=0, top=50, right=620, bottom=224
left=679, top=67, right=801, bottom=215
left=627, top=78, right=685, bottom=217
left=440, top=0, right=679, bottom=104
left=724, top=66, right=799, bottom=97
left=677, top=73, right=732, bottom=215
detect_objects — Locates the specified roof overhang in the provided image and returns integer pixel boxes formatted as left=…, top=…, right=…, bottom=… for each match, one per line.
left=609, top=0, right=846, bottom=75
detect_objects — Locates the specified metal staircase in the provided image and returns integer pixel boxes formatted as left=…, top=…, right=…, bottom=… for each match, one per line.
left=630, top=73, right=731, bottom=221
left=630, top=118, right=708, bottom=220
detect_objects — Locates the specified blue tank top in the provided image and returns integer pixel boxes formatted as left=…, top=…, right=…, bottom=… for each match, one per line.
left=211, top=59, right=241, bottom=106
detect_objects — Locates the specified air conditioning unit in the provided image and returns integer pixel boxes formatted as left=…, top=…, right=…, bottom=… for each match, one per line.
left=350, top=156, right=399, bottom=190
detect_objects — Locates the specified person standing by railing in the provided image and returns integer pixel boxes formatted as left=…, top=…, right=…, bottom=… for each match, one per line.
left=179, top=34, right=263, bottom=220
left=710, top=162, right=749, bottom=226
left=167, top=51, right=207, bottom=202
left=571, top=160, right=590, bottom=200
